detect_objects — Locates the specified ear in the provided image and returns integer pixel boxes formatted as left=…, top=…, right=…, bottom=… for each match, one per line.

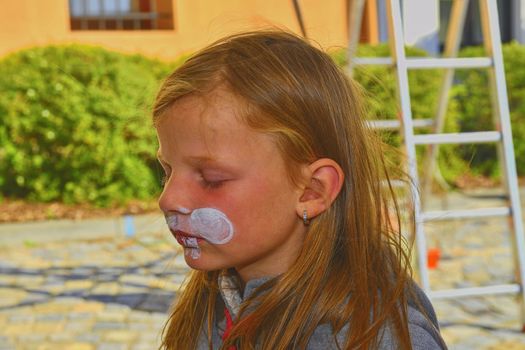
left=296, top=158, right=344, bottom=221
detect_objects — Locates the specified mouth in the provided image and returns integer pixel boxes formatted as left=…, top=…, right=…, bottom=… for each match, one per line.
left=172, top=230, right=203, bottom=247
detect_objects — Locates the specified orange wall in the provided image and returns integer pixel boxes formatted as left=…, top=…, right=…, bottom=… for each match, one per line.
left=0, top=0, right=358, bottom=61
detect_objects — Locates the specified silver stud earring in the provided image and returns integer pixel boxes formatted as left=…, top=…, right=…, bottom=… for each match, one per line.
left=303, top=209, right=310, bottom=225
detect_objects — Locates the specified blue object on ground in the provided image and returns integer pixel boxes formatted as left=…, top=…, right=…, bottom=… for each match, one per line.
left=124, top=215, right=136, bottom=237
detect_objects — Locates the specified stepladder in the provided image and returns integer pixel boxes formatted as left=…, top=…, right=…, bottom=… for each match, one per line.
left=347, top=0, right=525, bottom=329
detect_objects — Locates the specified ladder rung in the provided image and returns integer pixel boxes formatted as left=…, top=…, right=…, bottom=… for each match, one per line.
left=367, top=119, right=434, bottom=129
left=352, top=57, right=393, bottom=66
left=413, top=131, right=501, bottom=145
left=405, top=57, right=493, bottom=69
left=352, top=57, right=492, bottom=69
left=420, top=207, right=510, bottom=222
left=429, top=284, right=520, bottom=299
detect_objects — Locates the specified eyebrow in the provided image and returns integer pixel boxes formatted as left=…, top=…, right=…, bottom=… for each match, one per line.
left=156, top=151, right=228, bottom=169
left=185, top=155, right=224, bottom=168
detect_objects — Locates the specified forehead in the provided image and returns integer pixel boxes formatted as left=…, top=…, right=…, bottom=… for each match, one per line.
left=161, top=89, right=245, bottom=140
left=156, top=88, right=278, bottom=161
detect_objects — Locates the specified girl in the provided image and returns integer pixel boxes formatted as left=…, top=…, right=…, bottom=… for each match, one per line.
left=154, top=30, right=446, bottom=349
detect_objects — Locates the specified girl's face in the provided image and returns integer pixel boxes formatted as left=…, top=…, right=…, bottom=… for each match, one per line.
left=156, top=88, right=306, bottom=282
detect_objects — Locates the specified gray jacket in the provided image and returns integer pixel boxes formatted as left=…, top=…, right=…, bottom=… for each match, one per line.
left=197, top=274, right=447, bottom=349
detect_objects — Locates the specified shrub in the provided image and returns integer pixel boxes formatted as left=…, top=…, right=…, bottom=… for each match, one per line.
left=0, top=45, right=173, bottom=206
left=333, top=42, right=525, bottom=185
left=449, top=42, right=525, bottom=177
left=332, top=44, right=443, bottom=125
left=331, top=44, right=446, bottom=176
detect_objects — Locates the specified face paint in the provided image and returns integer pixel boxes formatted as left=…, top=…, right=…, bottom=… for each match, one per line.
left=190, top=208, right=234, bottom=244
left=165, top=207, right=235, bottom=259
left=181, top=236, right=201, bottom=259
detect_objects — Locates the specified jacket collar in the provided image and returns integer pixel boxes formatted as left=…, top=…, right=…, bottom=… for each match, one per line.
left=218, top=271, right=273, bottom=318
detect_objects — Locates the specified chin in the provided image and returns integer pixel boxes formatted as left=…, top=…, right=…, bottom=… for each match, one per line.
left=183, top=253, right=231, bottom=272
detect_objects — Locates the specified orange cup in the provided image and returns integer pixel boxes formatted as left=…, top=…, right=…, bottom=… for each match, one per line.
left=427, top=248, right=441, bottom=269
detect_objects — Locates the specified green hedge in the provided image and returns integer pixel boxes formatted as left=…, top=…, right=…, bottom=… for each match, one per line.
left=334, top=43, right=525, bottom=185
left=447, top=42, right=525, bottom=178
left=332, top=44, right=442, bottom=125
left=332, top=44, right=458, bottom=181
left=0, top=45, right=174, bottom=206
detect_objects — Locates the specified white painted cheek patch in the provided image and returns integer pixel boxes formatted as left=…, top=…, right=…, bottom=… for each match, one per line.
left=190, top=208, right=234, bottom=244
left=165, top=207, right=235, bottom=260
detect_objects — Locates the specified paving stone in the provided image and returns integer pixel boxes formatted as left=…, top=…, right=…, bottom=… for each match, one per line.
left=115, top=294, right=145, bottom=308
left=8, top=313, right=35, bottom=323
left=138, top=331, right=161, bottom=342
left=3, top=323, right=31, bottom=336
left=93, top=321, right=128, bottom=331
left=96, top=343, right=128, bottom=350
left=127, top=311, right=155, bottom=322
left=91, top=282, right=121, bottom=295
left=489, top=340, right=525, bottom=350
left=49, top=332, right=76, bottom=342
left=68, top=312, right=95, bottom=320
left=75, top=333, right=102, bottom=343
left=36, top=344, right=95, bottom=350
left=128, top=322, right=153, bottom=331
left=0, top=340, right=15, bottom=350
left=0, top=288, right=28, bottom=306
left=15, top=333, right=46, bottom=343
left=64, top=320, right=94, bottom=332
left=105, top=303, right=132, bottom=312
left=131, top=344, right=154, bottom=350
left=138, top=293, right=172, bottom=313
left=33, top=321, right=65, bottom=333
left=96, top=309, right=129, bottom=322
left=72, top=301, right=105, bottom=313
left=103, top=330, right=139, bottom=342
left=453, top=298, right=495, bottom=316
left=64, top=280, right=94, bottom=290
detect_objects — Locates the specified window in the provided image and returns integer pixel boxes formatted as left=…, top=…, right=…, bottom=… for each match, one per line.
left=439, top=0, right=511, bottom=49
left=69, top=0, right=174, bottom=30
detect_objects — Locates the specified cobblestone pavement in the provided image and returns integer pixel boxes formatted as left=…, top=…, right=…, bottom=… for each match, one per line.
left=1, top=190, right=525, bottom=349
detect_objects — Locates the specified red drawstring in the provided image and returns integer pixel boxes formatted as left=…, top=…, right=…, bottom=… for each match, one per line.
left=222, top=307, right=237, bottom=350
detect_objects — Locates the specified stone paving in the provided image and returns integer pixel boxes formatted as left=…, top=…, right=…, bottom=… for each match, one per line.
left=0, top=216, right=183, bottom=350
left=1, top=190, right=525, bottom=349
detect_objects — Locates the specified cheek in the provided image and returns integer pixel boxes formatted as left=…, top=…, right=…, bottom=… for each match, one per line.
left=222, top=179, right=299, bottom=240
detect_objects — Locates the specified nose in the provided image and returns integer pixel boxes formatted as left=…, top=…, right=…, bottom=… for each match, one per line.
left=158, top=175, right=194, bottom=214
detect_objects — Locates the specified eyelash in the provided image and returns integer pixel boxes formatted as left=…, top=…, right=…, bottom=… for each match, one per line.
left=159, top=170, right=225, bottom=190
left=201, top=178, right=224, bottom=189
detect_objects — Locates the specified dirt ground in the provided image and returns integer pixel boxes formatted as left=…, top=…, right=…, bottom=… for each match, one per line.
left=0, top=198, right=159, bottom=223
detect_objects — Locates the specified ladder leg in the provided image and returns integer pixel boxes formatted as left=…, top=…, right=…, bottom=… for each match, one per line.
left=386, top=0, right=430, bottom=292
left=479, top=0, right=525, bottom=331
left=421, top=0, right=470, bottom=206
left=347, top=0, right=366, bottom=75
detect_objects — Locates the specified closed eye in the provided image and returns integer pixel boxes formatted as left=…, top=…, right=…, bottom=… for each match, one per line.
left=201, top=178, right=225, bottom=189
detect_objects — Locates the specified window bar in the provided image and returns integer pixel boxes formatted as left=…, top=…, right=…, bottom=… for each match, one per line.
left=133, top=0, right=140, bottom=29
left=117, top=0, right=123, bottom=30
left=99, top=0, right=105, bottom=30
left=150, top=0, right=157, bottom=29
left=81, top=0, right=88, bottom=30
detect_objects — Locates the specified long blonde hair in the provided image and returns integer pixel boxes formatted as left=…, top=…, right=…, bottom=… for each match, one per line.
left=154, top=30, right=413, bottom=349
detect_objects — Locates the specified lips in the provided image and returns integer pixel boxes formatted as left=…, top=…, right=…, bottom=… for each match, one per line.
left=172, top=230, right=202, bottom=246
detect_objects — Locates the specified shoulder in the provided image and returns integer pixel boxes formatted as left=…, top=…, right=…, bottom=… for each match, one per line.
left=378, top=281, right=447, bottom=349
left=405, top=281, right=447, bottom=349
left=305, top=281, right=447, bottom=350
